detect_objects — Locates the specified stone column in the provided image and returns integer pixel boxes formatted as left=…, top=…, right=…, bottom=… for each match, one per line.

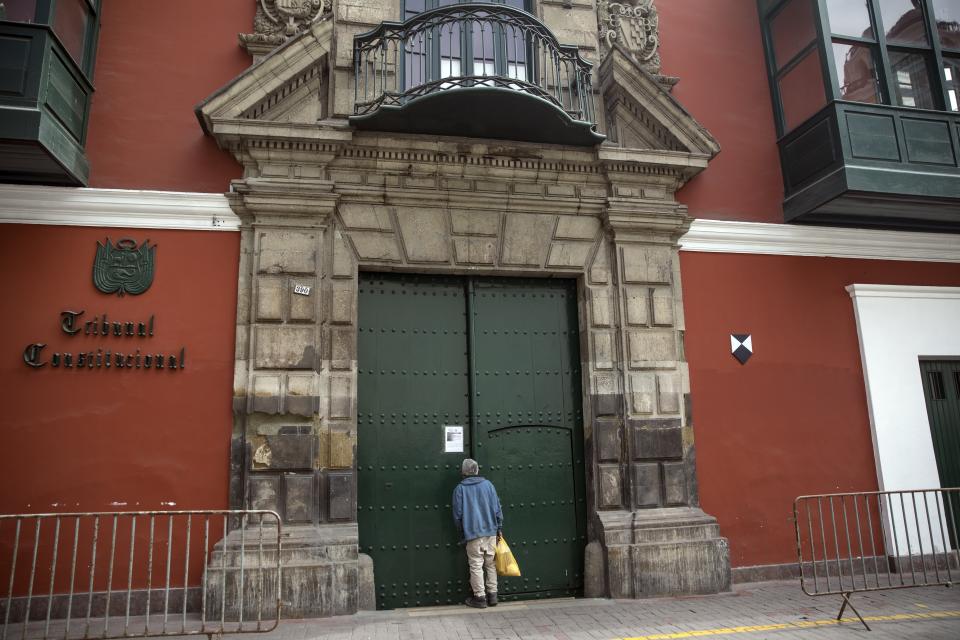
left=595, top=179, right=731, bottom=598
left=211, top=179, right=366, bottom=618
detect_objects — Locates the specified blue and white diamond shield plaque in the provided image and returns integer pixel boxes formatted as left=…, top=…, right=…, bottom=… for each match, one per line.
left=730, top=334, right=752, bottom=364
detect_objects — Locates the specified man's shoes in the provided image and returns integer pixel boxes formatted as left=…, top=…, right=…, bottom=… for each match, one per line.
left=486, top=592, right=498, bottom=607
left=464, top=595, right=487, bottom=609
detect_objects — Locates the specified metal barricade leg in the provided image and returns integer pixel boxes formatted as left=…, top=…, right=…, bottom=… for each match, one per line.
left=837, top=591, right=870, bottom=631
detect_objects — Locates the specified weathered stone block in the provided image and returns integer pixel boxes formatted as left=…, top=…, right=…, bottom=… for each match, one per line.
left=555, top=215, right=599, bottom=239
left=590, top=243, right=611, bottom=284
left=250, top=373, right=282, bottom=414
left=592, top=330, right=614, bottom=370
left=256, top=277, right=284, bottom=321
left=254, top=326, right=317, bottom=369
left=547, top=241, right=594, bottom=268
left=330, top=282, right=356, bottom=325
left=592, top=392, right=620, bottom=418
left=358, top=553, right=376, bottom=610
left=286, top=374, right=319, bottom=417
left=501, top=214, right=555, bottom=266
left=329, top=375, right=354, bottom=419
left=346, top=232, right=402, bottom=262
left=632, top=423, right=683, bottom=460
left=396, top=208, right=451, bottom=263
left=583, top=541, right=606, bottom=598
left=652, top=288, right=675, bottom=326
left=451, top=209, right=500, bottom=236
left=475, top=180, right=509, bottom=193
left=259, top=230, right=318, bottom=275
left=663, top=462, right=688, bottom=506
left=255, top=434, right=315, bottom=470
left=289, top=279, right=317, bottom=322
left=453, top=237, right=498, bottom=265
left=284, top=473, right=316, bottom=523
left=624, top=287, right=649, bottom=326
left=629, top=373, right=656, bottom=415
left=327, top=429, right=355, bottom=468
left=595, top=417, right=621, bottom=462
left=627, top=330, right=677, bottom=368
left=598, top=464, right=622, bottom=508
left=632, top=463, right=660, bottom=507
left=332, top=232, right=356, bottom=279
left=589, top=288, right=612, bottom=327
left=248, top=476, right=279, bottom=511
left=546, top=183, right=577, bottom=198
left=621, top=244, right=672, bottom=285
left=339, top=203, right=394, bottom=231
left=330, top=326, right=355, bottom=370
left=329, top=471, right=354, bottom=520
left=657, top=373, right=682, bottom=414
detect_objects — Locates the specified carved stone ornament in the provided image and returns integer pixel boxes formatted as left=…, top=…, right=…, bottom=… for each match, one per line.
left=240, top=0, right=331, bottom=53
left=598, top=0, right=661, bottom=75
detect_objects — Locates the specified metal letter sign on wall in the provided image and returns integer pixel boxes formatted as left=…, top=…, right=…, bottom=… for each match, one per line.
left=93, top=238, right=156, bottom=296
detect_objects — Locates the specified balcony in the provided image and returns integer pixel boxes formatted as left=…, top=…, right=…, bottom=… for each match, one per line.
left=780, top=102, right=960, bottom=231
left=350, top=3, right=604, bottom=146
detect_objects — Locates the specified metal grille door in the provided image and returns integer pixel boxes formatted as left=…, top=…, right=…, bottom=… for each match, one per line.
left=357, top=274, right=586, bottom=609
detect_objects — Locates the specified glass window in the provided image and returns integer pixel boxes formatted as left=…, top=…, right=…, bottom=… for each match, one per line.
left=944, top=57, right=960, bottom=111
left=890, top=50, right=937, bottom=109
left=771, top=0, right=817, bottom=69
left=53, top=0, right=92, bottom=66
left=833, top=42, right=881, bottom=103
left=779, top=48, right=827, bottom=131
left=826, top=0, right=874, bottom=39
left=878, top=0, right=928, bottom=46
left=931, top=0, right=960, bottom=50
left=1, top=0, right=38, bottom=22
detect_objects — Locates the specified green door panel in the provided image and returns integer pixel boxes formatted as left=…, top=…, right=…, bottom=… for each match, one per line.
left=358, top=273, right=586, bottom=609
left=358, top=274, right=471, bottom=610
left=920, top=360, right=960, bottom=547
left=470, top=277, right=586, bottom=600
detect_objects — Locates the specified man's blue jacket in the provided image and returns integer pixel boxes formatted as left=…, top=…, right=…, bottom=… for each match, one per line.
left=452, top=476, right=503, bottom=542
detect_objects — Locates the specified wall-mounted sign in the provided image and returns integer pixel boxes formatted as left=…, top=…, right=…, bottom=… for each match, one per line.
left=22, top=310, right=186, bottom=372
left=444, top=425, right=464, bottom=453
left=293, top=283, right=311, bottom=296
left=731, top=334, right=753, bottom=365
left=93, top=238, right=156, bottom=296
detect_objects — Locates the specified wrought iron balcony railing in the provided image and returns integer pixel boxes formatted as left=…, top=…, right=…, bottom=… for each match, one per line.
left=351, top=4, right=602, bottom=145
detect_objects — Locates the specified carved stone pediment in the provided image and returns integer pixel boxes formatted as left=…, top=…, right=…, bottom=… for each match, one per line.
left=598, top=44, right=719, bottom=173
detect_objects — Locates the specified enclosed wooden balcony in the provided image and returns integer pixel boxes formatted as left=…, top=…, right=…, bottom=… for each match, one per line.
left=350, top=3, right=604, bottom=146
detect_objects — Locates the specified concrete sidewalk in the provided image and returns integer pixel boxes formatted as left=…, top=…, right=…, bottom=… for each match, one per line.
left=253, top=581, right=960, bottom=640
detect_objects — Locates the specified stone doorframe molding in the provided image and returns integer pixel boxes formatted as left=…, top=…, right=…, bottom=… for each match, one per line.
left=197, top=15, right=730, bottom=617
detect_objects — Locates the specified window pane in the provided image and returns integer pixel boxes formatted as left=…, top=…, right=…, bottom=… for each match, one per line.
left=771, top=0, right=816, bottom=69
left=931, top=0, right=960, bottom=50
left=944, top=56, right=960, bottom=111
left=878, top=0, right=928, bottom=46
left=53, top=0, right=92, bottom=66
left=890, top=50, right=937, bottom=109
left=779, top=48, right=827, bottom=131
left=833, top=42, right=881, bottom=103
left=826, top=0, right=874, bottom=39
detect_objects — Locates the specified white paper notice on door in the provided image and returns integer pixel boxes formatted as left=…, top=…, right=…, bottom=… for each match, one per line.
left=444, top=425, right=464, bottom=453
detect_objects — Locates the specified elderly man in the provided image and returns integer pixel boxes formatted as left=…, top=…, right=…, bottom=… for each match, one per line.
left=452, top=458, right=503, bottom=608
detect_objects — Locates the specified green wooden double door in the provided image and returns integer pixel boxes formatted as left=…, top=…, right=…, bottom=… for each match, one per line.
left=357, top=273, right=586, bottom=609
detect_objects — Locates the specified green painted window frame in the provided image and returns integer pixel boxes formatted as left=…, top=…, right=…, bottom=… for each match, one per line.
left=758, top=0, right=960, bottom=136
left=1, top=0, right=101, bottom=79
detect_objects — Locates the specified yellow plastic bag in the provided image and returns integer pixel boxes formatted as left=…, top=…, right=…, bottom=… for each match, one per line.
left=495, top=535, right=521, bottom=577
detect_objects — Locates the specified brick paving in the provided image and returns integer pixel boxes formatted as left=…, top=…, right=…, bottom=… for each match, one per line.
left=247, top=581, right=960, bottom=640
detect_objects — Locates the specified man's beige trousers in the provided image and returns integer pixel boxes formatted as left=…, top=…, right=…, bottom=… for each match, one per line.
left=465, top=535, right=498, bottom=597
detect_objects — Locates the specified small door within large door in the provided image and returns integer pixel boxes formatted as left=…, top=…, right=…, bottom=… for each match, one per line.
left=920, top=360, right=960, bottom=546
left=357, top=273, right=585, bottom=609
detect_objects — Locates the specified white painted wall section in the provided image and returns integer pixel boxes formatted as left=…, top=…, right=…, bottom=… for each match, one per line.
left=847, top=284, right=960, bottom=554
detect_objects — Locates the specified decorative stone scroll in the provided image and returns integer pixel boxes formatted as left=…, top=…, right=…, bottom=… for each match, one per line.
left=240, top=0, right=331, bottom=54
left=598, top=0, right=661, bottom=75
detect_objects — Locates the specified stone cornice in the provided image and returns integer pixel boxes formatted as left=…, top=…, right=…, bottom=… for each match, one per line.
left=846, top=284, right=960, bottom=299
left=0, top=184, right=239, bottom=231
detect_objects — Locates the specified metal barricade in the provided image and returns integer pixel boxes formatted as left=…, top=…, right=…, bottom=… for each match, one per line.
left=795, top=489, right=960, bottom=630
left=0, top=510, right=281, bottom=640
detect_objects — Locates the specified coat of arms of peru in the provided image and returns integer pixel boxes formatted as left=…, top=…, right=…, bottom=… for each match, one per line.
left=92, top=238, right=156, bottom=296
